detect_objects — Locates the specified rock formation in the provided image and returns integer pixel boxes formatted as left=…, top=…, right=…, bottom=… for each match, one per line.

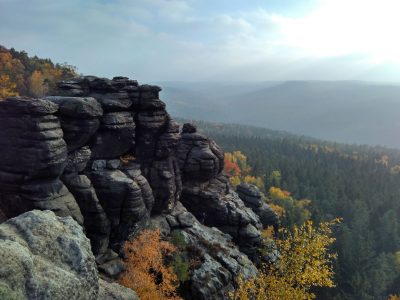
left=0, top=210, right=138, bottom=300
left=0, top=76, right=275, bottom=299
left=236, top=183, right=280, bottom=231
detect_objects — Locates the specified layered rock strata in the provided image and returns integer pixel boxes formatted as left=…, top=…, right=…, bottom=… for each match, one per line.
left=0, top=76, right=273, bottom=299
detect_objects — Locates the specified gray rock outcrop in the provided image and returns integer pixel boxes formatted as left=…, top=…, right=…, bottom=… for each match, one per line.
left=0, top=76, right=275, bottom=299
left=237, top=183, right=280, bottom=230
left=0, top=210, right=98, bottom=300
left=150, top=202, right=257, bottom=300
left=177, top=125, right=263, bottom=259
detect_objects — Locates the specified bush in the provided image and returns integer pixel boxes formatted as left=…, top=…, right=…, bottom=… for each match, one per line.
left=118, top=229, right=181, bottom=300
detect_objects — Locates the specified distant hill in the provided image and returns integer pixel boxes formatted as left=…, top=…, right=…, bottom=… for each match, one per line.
left=160, top=81, right=400, bottom=148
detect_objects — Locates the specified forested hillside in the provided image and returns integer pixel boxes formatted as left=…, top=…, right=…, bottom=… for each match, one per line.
left=0, top=45, right=76, bottom=98
left=182, top=118, right=400, bottom=300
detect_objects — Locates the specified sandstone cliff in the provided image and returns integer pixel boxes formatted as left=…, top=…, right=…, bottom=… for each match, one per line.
left=0, top=76, right=278, bottom=299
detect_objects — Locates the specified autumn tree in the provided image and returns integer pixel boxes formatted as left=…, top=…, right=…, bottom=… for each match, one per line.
left=29, top=70, right=47, bottom=97
left=231, top=219, right=340, bottom=300
left=224, top=151, right=264, bottom=189
left=118, top=229, right=181, bottom=300
left=0, top=75, right=18, bottom=99
left=0, top=50, right=26, bottom=94
left=0, top=45, right=77, bottom=97
left=269, top=186, right=311, bottom=228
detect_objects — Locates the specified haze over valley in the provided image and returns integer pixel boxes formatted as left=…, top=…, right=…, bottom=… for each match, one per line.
left=160, top=80, right=400, bottom=148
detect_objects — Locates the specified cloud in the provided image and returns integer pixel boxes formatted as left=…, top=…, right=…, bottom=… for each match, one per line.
left=1, top=0, right=400, bottom=81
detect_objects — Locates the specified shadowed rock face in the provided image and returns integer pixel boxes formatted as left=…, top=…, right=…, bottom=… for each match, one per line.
left=0, top=76, right=272, bottom=300
left=236, top=183, right=280, bottom=231
left=177, top=125, right=263, bottom=259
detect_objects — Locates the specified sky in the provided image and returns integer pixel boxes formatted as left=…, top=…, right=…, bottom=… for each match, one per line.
left=2, top=0, right=400, bottom=82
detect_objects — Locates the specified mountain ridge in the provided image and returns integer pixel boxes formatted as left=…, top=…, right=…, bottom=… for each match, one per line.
left=160, top=80, right=400, bottom=148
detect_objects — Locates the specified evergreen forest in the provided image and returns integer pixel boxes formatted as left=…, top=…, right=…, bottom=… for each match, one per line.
left=181, top=118, right=400, bottom=299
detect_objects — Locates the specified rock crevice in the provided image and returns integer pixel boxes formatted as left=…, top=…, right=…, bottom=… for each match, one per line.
left=0, top=76, right=273, bottom=299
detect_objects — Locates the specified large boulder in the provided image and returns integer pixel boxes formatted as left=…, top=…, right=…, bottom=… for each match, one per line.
left=181, top=175, right=263, bottom=258
left=177, top=123, right=224, bottom=182
left=0, top=210, right=98, bottom=300
left=99, top=279, right=138, bottom=300
left=177, top=124, right=263, bottom=259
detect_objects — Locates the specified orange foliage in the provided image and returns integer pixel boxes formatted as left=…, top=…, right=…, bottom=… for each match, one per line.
left=0, top=74, right=18, bottom=99
left=224, top=151, right=264, bottom=189
left=224, top=157, right=241, bottom=177
left=118, top=229, right=181, bottom=300
left=269, top=203, right=286, bottom=217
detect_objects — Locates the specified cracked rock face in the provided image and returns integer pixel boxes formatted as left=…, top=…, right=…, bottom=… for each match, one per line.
left=177, top=126, right=263, bottom=259
left=236, top=183, right=280, bottom=230
left=0, top=210, right=99, bottom=300
left=0, top=76, right=273, bottom=299
left=150, top=202, right=257, bottom=300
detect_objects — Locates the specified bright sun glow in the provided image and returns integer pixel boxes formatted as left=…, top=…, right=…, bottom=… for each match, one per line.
left=275, top=0, right=400, bottom=63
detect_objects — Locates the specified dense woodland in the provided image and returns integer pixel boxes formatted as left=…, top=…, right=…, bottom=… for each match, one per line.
left=0, top=45, right=76, bottom=98
left=180, top=118, right=400, bottom=300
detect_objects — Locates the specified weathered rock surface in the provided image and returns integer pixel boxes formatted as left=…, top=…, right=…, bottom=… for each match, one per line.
left=237, top=183, right=280, bottom=230
left=91, top=112, right=135, bottom=159
left=62, top=173, right=111, bottom=255
left=177, top=124, right=224, bottom=181
left=151, top=202, right=257, bottom=300
left=177, top=125, right=263, bottom=259
left=0, top=210, right=98, bottom=300
left=20, top=179, right=84, bottom=225
left=45, top=96, right=102, bottom=152
left=87, top=164, right=150, bottom=248
left=0, top=98, right=66, bottom=191
left=0, top=76, right=273, bottom=299
left=99, top=279, right=139, bottom=300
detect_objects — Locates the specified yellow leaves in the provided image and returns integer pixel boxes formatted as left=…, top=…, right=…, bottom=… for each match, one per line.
left=118, top=229, right=181, bottom=300
left=243, top=175, right=264, bottom=190
left=261, top=226, right=275, bottom=240
left=269, top=203, right=285, bottom=217
left=389, top=295, right=400, bottom=300
left=229, top=176, right=241, bottom=187
left=0, top=74, right=18, bottom=99
left=29, top=70, right=47, bottom=97
left=231, top=219, right=341, bottom=300
left=269, top=187, right=291, bottom=201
